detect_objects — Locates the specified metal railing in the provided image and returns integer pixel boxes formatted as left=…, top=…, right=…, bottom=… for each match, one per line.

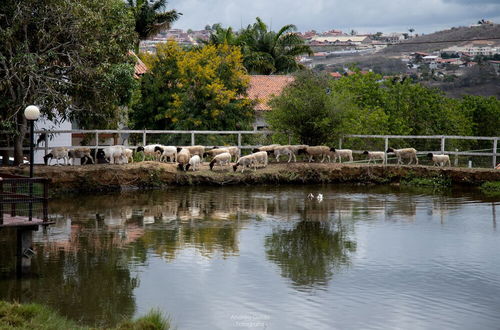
left=0, top=129, right=498, bottom=168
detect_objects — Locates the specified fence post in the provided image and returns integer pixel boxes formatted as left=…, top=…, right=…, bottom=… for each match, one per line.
left=454, top=149, right=459, bottom=167
left=493, top=138, right=498, bottom=169
left=338, top=137, right=343, bottom=149
left=44, top=135, right=48, bottom=158
left=142, top=130, right=147, bottom=146
left=238, top=133, right=242, bottom=148
left=384, top=137, right=389, bottom=165
left=191, top=132, right=195, bottom=146
left=440, top=136, right=445, bottom=154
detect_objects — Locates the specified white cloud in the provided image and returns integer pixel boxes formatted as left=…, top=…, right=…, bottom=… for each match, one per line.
left=168, top=0, right=500, bottom=33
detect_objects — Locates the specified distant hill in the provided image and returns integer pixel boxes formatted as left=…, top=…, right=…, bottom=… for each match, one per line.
left=382, top=24, right=500, bottom=54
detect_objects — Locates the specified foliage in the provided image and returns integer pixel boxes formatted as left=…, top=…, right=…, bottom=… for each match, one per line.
left=205, top=17, right=312, bottom=75
left=480, top=181, right=500, bottom=195
left=0, top=301, right=172, bottom=329
left=131, top=41, right=254, bottom=131
left=402, top=175, right=452, bottom=187
left=459, top=95, right=500, bottom=137
left=126, top=0, right=180, bottom=51
left=0, top=0, right=137, bottom=164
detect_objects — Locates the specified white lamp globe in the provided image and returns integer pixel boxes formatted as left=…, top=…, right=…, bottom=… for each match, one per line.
left=24, top=105, right=40, bottom=121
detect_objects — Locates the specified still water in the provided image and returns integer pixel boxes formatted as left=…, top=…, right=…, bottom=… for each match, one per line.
left=0, top=185, right=499, bottom=329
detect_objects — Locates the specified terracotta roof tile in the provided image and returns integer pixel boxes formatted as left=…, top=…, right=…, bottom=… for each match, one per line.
left=128, top=51, right=148, bottom=79
left=247, top=75, right=295, bottom=111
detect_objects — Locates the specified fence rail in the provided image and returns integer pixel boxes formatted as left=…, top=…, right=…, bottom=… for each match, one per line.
left=0, top=130, right=498, bottom=168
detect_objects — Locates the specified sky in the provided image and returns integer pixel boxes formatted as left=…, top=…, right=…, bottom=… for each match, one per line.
left=168, top=0, right=500, bottom=34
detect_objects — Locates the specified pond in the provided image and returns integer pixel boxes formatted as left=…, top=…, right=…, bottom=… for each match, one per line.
left=0, top=185, right=499, bottom=329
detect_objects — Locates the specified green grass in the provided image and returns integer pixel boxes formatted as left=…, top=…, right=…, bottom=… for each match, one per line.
left=402, top=175, right=451, bottom=187
left=0, top=301, right=172, bottom=330
left=480, top=181, right=500, bottom=196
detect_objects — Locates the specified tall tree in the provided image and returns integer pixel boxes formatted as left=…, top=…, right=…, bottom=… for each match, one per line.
left=127, top=0, right=181, bottom=52
left=0, top=0, right=137, bottom=164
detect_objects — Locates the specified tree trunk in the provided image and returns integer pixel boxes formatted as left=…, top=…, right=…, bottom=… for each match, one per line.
left=14, top=112, right=27, bottom=166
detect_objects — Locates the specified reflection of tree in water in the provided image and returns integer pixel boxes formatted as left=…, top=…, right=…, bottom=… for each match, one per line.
left=265, top=218, right=356, bottom=289
left=0, top=226, right=138, bottom=327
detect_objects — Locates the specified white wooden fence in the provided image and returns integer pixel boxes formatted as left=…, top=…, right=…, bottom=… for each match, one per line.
left=1, top=130, right=498, bottom=168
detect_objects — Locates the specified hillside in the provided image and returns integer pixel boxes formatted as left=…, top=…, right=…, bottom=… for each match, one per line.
left=382, top=24, right=500, bottom=54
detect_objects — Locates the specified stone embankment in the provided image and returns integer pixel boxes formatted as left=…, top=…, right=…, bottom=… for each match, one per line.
left=1, top=162, right=499, bottom=195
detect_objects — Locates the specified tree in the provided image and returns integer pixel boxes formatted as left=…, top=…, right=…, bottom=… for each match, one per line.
left=238, top=18, right=313, bottom=74
left=460, top=95, right=500, bottom=137
left=0, top=0, right=137, bottom=165
left=126, top=0, right=181, bottom=51
left=131, top=41, right=255, bottom=132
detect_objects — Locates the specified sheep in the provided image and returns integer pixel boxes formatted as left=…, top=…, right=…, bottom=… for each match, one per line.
left=297, top=146, right=330, bottom=162
left=97, top=146, right=127, bottom=164
left=233, top=154, right=257, bottom=172
left=386, top=147, right=418, bottom=165
left=330, top=148, right=354, bottom=163
left=203, top=147, right=230, bottom=159
left=251, top=151, right=269, bottom=168
left=182, top=145, right=205, bottom=159
left=43, top=147, right=68, bottom=166
left=123, top=148, right=134, bottom=163
left=225, top=146, right=241, bottom=162
left=273, top=145, right=295, bottom=163
left=209, top=152, right=232, bottom=171
left=68, top=147, right=94, bottom=165
left=186, top=155, right=201, bottom=171
left=136, top=144, right=162, bottom=161
left=427, top=153, right=451, bottom=167
left=252, top=144, right=281, bottom=155
left=176, top=147, right=191, bottom=171
left=363, top=151, right=385, bottom=164
left=154, top=145, right=177, bottom=163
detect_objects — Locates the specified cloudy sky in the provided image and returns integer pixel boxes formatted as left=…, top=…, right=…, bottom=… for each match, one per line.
left=168, top=0, right=500, bottom=34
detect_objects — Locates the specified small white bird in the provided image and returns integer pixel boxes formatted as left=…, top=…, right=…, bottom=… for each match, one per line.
left=307, top=193, right=315, bottom=200
left=317, top=193, right=323, bottom=202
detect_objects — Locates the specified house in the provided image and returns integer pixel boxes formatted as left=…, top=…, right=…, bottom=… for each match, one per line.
left=309, top=35, right=371, bottom=45
left=247, top=75, right=295, bottom=130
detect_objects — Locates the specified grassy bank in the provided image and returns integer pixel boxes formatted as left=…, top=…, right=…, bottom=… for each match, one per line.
left=1, top=162, right=500, bottom=195
left=0, top=301, right=171, bottom=329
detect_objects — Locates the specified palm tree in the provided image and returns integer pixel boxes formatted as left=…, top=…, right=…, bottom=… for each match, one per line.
left=238, top=17, right=313, bottom=75
left=204, top=24, right=239, bottom=46
left=127, top=0, right=181, bottom=51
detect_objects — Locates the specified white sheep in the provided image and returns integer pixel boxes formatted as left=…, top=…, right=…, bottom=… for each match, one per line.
left=427, top=153, right=451, bottom=167
left=123, top=148, right=134, bottom=163
left=154, top=145, right=177, bottom=163
left=97, top=146, right=127, bottom=164
left=386, top=147, right=418, bottom=165
left=363, top=151, right=385, bottom=164
left=251, top=151, right=268, bottom=168
left=233, top=154, right=257, bottom=172
left=186, top=155, right=201, bottom=171
left=273, top=146, right=295, bottom=163
left=252, top=144, right=281, bottom=155
left=330, top=148, right=353, bottom=163
left=176, top=147, right=191, bottom=171
left=68, top=147, right=94, bottom=165
left=43, top=147, right=68, bottom=166
left=136, top=144, right=162, bottom=161
left=203, top=147, right=230, bottom=159
left=183, top=146, right=205, bottom=159
left=209, top=152, right=232, bottom=171
left=298, top=146, right=330, bottom=162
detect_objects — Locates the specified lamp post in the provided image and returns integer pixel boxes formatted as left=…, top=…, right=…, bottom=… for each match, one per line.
left=24, top=105, right=40, bottom=178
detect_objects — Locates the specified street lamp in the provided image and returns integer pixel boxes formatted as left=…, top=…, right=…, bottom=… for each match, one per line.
left=24, top=105, right=40, bottom=178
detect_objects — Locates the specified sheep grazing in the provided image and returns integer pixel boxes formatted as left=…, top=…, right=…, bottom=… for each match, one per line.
left=252, top=144, right=280, bottom=154
left=386, top=147, right=418, bottom=165
left=273, top=145, right=295, bottom=163
left=136, top=144, right=162, bottom=161
left=68, top=147, right=94, bottom=165
left=43, top=147, right=68, bottom=166
left=297, top=146, right=330, bottom=162
left=97, top=146, right=128, bottom=164
left=209, top=152, right=232, bottom=171
left=427, top=153, right=451, bottom=167
left=251, top=151, right=269, bottom=168
left=176, top=147, right=191, bottom=171
left=363, top=151, right=385, bottom=164
left=225, top=146, right=240, bottom=162
left=329, top=148, right=353, bottom=163
left=183, top=145, right=205, bottom=159
left=123, top=148, right=134, bottom=163
left=154, top=145, right=177, bottom=163
left=203, top=147, right=230, bottom=159
left=185, top=155, right=201, bottom=171
left=233, top=154, right=257, bottom=172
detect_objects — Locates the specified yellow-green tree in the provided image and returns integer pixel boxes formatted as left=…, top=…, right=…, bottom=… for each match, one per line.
left=131, top=41, right=254, bottom=131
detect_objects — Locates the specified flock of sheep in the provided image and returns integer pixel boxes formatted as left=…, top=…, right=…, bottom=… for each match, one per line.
left=42, top=144, right=452, bottom=172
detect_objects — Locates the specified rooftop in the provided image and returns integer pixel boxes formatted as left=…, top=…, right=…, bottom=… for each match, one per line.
left=247, top=75, right=295, bottom=111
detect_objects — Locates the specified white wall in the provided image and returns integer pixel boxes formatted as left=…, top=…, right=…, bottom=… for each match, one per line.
left=34, top=116, right=72, bottom=164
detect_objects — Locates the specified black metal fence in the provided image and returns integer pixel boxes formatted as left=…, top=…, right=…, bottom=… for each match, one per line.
left=0, top=174, right=49, bottom=225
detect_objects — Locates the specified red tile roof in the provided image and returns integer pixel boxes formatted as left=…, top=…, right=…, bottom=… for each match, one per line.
left=330, top=72, right=343, bottom=78
left=128, top=51, right=148, bottom=79
left=247, top=75, right=295, bottom=111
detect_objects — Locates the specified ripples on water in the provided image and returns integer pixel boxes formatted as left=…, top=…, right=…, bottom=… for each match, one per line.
left=0, top=185, right=498, bottom=329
